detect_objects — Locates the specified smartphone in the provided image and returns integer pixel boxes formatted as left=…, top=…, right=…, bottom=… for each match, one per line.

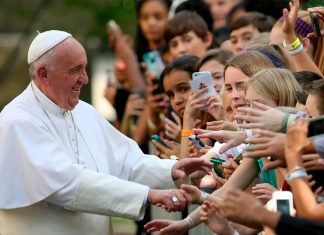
left=107, top=20, right=118, bottom=31
left=234, top=153, right=243, bottom=165
left=151, top=78, right=164, bottom=95
left=308, top=116, right=324, bottom=138
left=151, top=134, right=167, bottom=147
left=143, top=50, right=165, bottom=78
left=210, top=157, right=225, bottom=177
left=272, top=191, right=294, bottom=216
left=188, top=134, right=205, bottom=149
left=190, top=71, right=217, bottom=110
left=310, top=12, right=322, bottom=37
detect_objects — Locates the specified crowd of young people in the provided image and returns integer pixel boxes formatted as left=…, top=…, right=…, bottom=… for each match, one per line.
left=108, top=0, right=324, bottom=234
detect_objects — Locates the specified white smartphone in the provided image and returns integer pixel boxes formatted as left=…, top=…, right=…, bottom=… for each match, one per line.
left=190, top=71, right=217, bottom=99
left=272, top=191, right=294, bottom=216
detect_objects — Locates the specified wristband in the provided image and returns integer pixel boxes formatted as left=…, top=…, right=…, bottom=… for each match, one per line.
left=181, top=129, right=194, bottom=137
left=289, top=43, right=304, bottom=55
left=285, top=38, right=301, bottom=51
left=286, top=169, right=308, bottom=183
left=280, top=113, right=290, bottom=133
left=244, top=129, right=253, bottom=138
left=184, top=216, right=194, bottom=229
left=233, top=231, right=240, bottom=235
left=198, top=191, right=208, bottom=204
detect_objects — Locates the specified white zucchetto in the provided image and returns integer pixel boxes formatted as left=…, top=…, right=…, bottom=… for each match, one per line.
left=27, top=30, right=72, bottom=64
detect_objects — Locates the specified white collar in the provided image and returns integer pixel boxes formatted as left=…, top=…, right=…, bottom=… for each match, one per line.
left=30, top=81, right=67, bottom=116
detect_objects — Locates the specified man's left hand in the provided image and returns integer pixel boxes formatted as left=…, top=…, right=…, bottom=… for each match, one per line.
left=171, top=158, right=213, bottom=180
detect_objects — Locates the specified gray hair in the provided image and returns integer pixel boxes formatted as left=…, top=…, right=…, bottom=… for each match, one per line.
left=28, top=47, right=58, bottom=80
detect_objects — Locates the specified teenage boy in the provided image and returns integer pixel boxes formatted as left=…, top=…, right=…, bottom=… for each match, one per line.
left=229, top=12, right=275, bottom=54
left=164, top=11, right=214, bottom=60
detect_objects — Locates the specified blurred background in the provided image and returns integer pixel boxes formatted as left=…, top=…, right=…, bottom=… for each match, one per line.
left=0, top=0, right=136, bottom=119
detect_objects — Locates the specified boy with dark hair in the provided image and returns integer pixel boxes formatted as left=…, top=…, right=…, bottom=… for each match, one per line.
left=164, top=11, right=214, bottom=60
left=229, top=12, right=275, bottom=54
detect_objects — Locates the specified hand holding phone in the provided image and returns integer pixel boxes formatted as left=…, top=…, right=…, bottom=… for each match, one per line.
left=308, top=116, right=324, bottom=138
left=188, top=134, right=205, bottom=149
left=310, top=12, right=322, bottom=37
left=210, top=157, right=225, bottom=177
left=151, top=134, right=167, bottom=147
left=143, top=50, right=165, bottom=78
left=190, top=71, right=217, bottom=111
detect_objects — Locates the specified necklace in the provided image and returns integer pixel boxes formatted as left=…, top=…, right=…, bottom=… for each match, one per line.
left=31, top=83, right=99, bottom=172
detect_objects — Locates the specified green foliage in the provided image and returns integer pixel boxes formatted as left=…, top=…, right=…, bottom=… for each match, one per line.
left=0, top=0, right=137, bottom=109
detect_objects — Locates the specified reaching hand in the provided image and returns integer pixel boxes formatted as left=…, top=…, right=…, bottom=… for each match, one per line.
left=152, top=138, right=180, bottom=159
left=234, top=102, right=285, bottom=132
left=252, top=183, right=277, bottom=204
left=302, top=154, right=324, bottom=171
left=181, top=184, right=202, bottom=204
left=201, top=200, right=234, bottom=235
left=148, top=189, right=192, bottom=212
left=221, top=157, right=239, bottom=180
left=221, top=189, right=264, bottom=228
left=206, top=120, right=238, bottom=131
left=144, top=219, right=189, bottom=235
left=285, top=118, right=310, bottom=157
left=243, top=129, right=285, bottom=159
left=171, top=158, right=213, bottom=180
left=195, top=129, right=246, bottom=154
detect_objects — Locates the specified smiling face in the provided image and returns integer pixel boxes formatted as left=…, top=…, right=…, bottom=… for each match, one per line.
left=139, top=0, right=169, bottom=43
left=162, top=69, right=192, bottom=118
left=224, top=66, right=249, bottom=113
left=36, top=38, right=88, bottom=110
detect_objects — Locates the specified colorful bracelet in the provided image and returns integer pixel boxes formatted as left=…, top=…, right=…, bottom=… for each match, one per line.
left=181, top=129, right=194, bottom=137
left=286, top=38, right=301, bottom=51
left=289, top=43, right=304, bottom=55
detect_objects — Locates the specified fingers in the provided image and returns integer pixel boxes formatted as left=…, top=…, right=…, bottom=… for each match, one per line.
left=263, top=159, right=285, bottom=171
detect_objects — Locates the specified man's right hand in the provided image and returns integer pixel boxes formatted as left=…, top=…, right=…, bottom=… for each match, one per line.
left=147, top=189, right=192, bottom=212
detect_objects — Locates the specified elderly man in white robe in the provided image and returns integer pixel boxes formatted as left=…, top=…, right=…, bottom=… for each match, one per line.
left=0, top=30, right=212, bottom=235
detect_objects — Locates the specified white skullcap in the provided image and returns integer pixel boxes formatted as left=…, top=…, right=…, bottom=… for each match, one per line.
left=27, top=30, right=72, bottom=64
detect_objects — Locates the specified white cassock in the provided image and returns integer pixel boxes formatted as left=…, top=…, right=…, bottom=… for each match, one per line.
left=0, top=82, right=178, bottom=235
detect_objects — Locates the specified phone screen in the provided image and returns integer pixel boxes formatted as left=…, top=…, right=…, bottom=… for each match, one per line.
left=276, top=199, right=291, bottom=214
